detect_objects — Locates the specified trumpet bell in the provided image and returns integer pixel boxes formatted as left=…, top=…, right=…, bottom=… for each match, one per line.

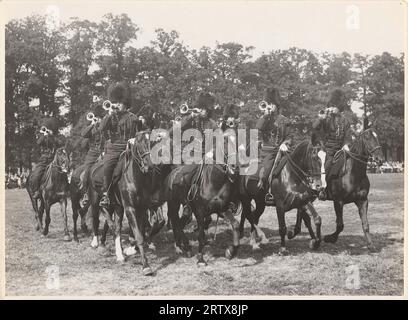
left=102, top=100, right=112, bottom=111
left=180, top=104, right=189, bottom=114
left=86, top=112, right=95, bottom=121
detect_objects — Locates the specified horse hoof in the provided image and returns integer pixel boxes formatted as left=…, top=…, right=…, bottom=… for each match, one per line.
left=124, top=246, right=137, bottom=256
left=287, top=230, right=294, bottom=239
left=260, top=236, right=269, bottom=245
left=35, top=225, right=40, bottom=231
left=63, top=235, right=72, bottom=242
left=252, top=243, right=261, bottom=251
left=324, top=235, right=337, bottom=243
left=90, top=238, right=99, bottom=248
left=197, top=260, right=207, bottom=267
left=309, top=239, right=320, bottom=250
left=368, top=244, right=377, bottom=252
left=278, top=247, right=289, bottom=256
left=74, top=237, right=80, bottom=243
left=175, top=245, right=184, bottom=255
left=42, top=231, right=49, bottom=237
left=225, top=247, right=236, bottom=260
left=143, top=267, right=154, bottom=276
left=116, top=256, right=126, bottom=264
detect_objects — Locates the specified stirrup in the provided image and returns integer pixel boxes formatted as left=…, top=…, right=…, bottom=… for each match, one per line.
left=99, top=193, right=110, bottom=207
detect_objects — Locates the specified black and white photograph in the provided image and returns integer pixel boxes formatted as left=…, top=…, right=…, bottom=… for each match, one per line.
left=1, top=0, right=406, bottom=298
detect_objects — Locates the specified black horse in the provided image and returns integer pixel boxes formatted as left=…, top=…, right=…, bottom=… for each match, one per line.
left=163, top=131, right=240, bottom=266
left=321, top=127, right=383, bottom=251
left=240, top=141, right=323, bottom=253
left=26, top=147, right=70, bottom=240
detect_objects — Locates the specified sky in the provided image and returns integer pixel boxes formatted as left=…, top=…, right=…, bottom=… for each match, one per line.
left=3, top=0, right=406, bottom=116
left=3, top=0, right=406, bottom=57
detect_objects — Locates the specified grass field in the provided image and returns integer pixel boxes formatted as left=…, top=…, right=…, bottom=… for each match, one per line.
left=5, top=173, right=404, bottom=296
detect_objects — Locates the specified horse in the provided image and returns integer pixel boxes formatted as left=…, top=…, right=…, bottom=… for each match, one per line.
left=26, top=147, right=71, bottom=240
left=320, top=127, right=383, bottom=251
left=69, top=163, right=91, bottom=242
left=163, top=131, right=241, bottom=266
left=87, top=131, right=156, bottom=267
left=240, top=140, right=323, bottom=254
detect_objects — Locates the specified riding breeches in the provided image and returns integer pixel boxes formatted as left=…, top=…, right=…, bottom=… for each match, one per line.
left=82, top=149, right=100, bottom=192
left=103, top=141, right=127, bottom=192
left=30, top=154, right=54, bottom=191
left=259, top=147, right=279, bottom=185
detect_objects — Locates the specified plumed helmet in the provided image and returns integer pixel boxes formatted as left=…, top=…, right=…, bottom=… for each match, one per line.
left=263, top=87, right=281, bottom=108
left=195, top=92, right=215, bottom=111
left=328, top=88, right=347, bottom=111
left=223, top=104, right=240, bottom=119
left=107, top=82, right=131, bottom=107
left=41, top=117, right=60, bottom=133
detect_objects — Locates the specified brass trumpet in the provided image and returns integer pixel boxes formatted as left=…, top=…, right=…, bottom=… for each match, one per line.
left=226, top=117, right=240, bottom=128
left=180, top=103, right=202, bottom=115
left=102, top=100, right=118, bottom=113
left=86, top=112, right=99, bottom=124
left=258, top=101, right=276, bottom=113
left=40, top=126, right=52, bottom=135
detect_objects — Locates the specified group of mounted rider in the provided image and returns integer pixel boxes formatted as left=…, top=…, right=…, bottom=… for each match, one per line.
left=26, top=81, right=383, bottom=274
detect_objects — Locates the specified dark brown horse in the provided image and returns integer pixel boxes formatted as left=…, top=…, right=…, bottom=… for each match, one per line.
left=163, top=132, right=240, bottom=266
left=87, top=132, right=156, bottom=267
left=240, top=141, right=323, bottom=253
left=69, top=163, right=90, bottom=242
left=321, top=127, right=383, bottom=251
left=27, top=147, right=70, bottom=240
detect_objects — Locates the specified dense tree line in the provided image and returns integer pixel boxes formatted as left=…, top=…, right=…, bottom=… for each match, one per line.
left=5, top=13, right=404, bottom=171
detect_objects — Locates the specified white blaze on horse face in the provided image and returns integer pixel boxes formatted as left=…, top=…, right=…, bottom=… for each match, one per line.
left=318, top=150, right=327, bottom=188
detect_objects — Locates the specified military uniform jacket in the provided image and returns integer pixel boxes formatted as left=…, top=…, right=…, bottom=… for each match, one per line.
left=37, top=134, right=64, bottom=157
left=81, top=122, right=104, bottom=152
left=312, top=112, right=352, bottom=152
left=99, top=110, right=143, bottom=144
left=256, top=114, right=293, bottom=150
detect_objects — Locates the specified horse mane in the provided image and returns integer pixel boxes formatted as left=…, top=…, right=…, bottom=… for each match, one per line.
left=290, top=140, right=311, bottom=163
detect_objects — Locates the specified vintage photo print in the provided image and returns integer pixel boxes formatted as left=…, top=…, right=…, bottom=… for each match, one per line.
left=1, top=0, right=406, bottom=298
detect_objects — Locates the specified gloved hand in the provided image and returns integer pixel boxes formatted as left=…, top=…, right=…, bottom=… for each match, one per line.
left=128, top=138, right=136, bottom=145
left=205, top=150, right=214, bottom=159
left=342, top=144, right=350, bottom=152
left=279, top=143, right=289, bottom=152
left=138, top=116, right=146, bottom=124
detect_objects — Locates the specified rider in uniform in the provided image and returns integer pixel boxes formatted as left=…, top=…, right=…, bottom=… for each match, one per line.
left=99, top=82, right=146, bottom=207
left=256, top=87, right=293, bottom=206
left=169, top=92, right=219, bottom=218
left=80, top=103, right=105, bottom=205
left=312, top=88, right=352, bottom=200
left=30, top=117, right=65, bottom=199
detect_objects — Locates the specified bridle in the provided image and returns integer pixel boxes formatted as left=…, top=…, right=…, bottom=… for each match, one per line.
left=51, top=149, right=69, bottom=174
left=282, top=143, right=322, bottom=190
left=129, top=132, right=152, bottom=172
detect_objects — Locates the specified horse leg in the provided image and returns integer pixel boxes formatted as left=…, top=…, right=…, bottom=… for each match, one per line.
left=252, top=198, right=268, bottom=245
left=306, top=203, right=322, bottom=249
left=72, top=200, right=80, bottom=242
left=61, top=198, right=71, bottom=242
left=90, top=204, right=101, bottom=248
left=276, top=202, right=288, bottom=255
left=79, top=204, right=90, bottom=235
left=195, top=210, right=208, bottom=266
left=43, top=200, right=51, bottom=237
left=355, top=199, right=376, bottom=252
left=100, top=221, right=109, bottom=247
left=287, top=208, right=303, bottom=240
left=168, top=201, right=191, bottom=256
left=38, top=199, right=45, bottom=232
left=324, top=201, right=344, bottom=243
left=223, top=209, right=240, bottom=260
left=29, top=193, right=42, bottom=232
left=113, top=205, right=125, bottom=263
left=124, top=206, right=153, bottom=275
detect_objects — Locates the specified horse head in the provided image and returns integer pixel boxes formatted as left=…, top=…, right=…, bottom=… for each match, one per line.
left=359, top=128, right=384, bottom=160
left=129, top=131, right=154, bottom=174
left=53, top=147, right=70, bottom=173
